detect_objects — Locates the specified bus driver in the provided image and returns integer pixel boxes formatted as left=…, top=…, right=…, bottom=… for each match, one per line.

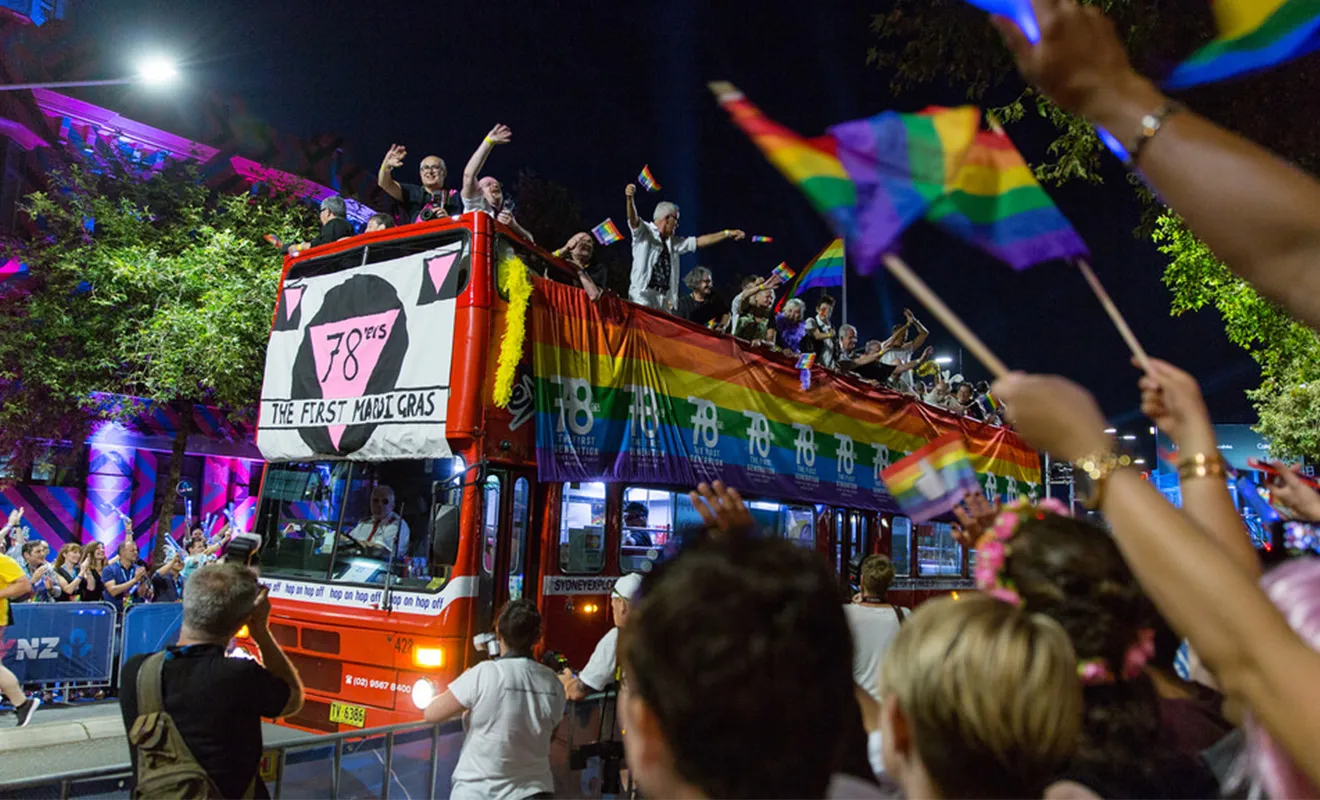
left=324, top=485, right=411, bottom=561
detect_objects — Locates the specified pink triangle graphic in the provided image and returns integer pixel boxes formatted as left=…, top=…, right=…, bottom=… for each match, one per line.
left=283, top=286, right=305, bottom=321
left=309, top=309, right=402, bottom=450
left=425, top=253, right=458, bottom=294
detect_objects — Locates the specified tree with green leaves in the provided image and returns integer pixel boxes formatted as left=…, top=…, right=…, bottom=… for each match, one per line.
left=0, top=152, right=314, bottom=559
left=870, top=0, right=1320, bottom=459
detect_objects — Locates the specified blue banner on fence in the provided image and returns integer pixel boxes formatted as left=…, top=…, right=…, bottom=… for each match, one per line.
left=1, top=602, right=116, bottom=684
left=120, top=602, right=183, bottom=669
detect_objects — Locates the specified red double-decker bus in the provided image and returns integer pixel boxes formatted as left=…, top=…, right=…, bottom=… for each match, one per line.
left=240, top=211, right=1041, bottom=734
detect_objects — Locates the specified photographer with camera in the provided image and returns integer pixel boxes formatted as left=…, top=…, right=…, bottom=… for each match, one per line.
left=121, top=562, right=304, bottom=798
left=424, top=599, right=565, bottom=799
left=378, top=145, right=460, bottom=224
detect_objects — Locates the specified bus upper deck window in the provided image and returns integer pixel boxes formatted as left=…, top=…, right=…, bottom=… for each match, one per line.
left=560, top=482, right=605, bottom=574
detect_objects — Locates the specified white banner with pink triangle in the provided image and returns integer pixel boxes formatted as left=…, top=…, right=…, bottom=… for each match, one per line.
left=256, top=240, right=465, bottom=462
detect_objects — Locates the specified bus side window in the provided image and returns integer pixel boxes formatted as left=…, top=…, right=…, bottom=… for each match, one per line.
left=891, top=516, right=913, bottom=578
left=560, top=482, right=605, bottom=574
left=781, top=504, right=815, bottom=549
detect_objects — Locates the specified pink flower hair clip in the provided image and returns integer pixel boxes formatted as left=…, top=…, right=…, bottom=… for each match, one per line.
left=973, top=497, right=1073, bottom=608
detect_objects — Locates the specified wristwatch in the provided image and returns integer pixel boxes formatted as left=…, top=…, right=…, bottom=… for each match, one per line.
left=1073, top=446, right=1133, bottom=510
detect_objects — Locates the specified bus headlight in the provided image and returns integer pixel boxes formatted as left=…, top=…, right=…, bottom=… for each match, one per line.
left=412, top=678, right=436, bottom=709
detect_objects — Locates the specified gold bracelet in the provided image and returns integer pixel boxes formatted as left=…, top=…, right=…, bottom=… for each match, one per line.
left=1177, top=452, right=1226, bottom=481
left=1073, top=446, right=1132, bottom=510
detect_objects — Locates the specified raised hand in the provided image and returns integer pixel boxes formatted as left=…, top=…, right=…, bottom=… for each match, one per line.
left=1138, top=357, right=1215, bottom=452
left=688, top=480, right=754, bottom=536
left=249, top=586, right=272, bottom=630
left=497, top=209, right=514, bottom=226
left=5, top=508, right=19, bottom=527
left=625, top=184, right=637, bottom=198
left=1268, top=463, right=1320, bottom=522
left=486, top=124, right=512, bottom=145
left=919, top=345, right=935, bottom=362
left=991, top=0, right=1139, bottom=120
left=952, top=494, right=1001, bottom=548
left=726, top=229, right=746, bottom=241
left=383, top=144, right=407, bottom=169
left=991, top=373, right=1111, bottom=463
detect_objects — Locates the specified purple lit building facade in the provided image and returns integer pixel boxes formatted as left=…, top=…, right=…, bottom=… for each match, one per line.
left=0, top=4, right=380, bottom=554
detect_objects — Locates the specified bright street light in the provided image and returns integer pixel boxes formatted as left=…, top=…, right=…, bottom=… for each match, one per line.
left=136, top=55, right=179, bottom=86
left=1103, top=427, right=1117, bottom=434
left=933, top=356, right=953, bottom=364
left=0, top=56, right=180, bottom=92
left=1121, top=434, right=1138, bottom=441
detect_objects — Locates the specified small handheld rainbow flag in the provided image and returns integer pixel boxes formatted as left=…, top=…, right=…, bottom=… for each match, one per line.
left=638, top=165, right=662, bottom=192
left=796, top=353, right=817, bottom=370
left=924, top=126, right=1090, bottom=269
left=263, top=233, right=285, bottom=250
left=751, top=235, right=774, bottom=243
left=592, top=218, right=624, bottom=245
left=771, top=262, right=796, bottom=283
left=776, top=239, right=844, bottom=311
left=959, top=1, right=1040, bottom=43
left=1166, top=0, right=1320, bottom=89
left=880, top=432, right=981, bottom=522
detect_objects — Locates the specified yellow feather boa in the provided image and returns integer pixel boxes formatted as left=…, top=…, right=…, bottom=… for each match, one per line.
left=494, top=253, right=533, bottom=408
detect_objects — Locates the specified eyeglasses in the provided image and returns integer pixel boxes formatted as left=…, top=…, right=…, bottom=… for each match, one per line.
left=420, top=166, right=445, bottom=174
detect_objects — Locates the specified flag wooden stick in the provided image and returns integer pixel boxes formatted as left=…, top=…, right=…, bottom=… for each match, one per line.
left=882, top=253, right=1009, bottom=379
left=1073, top=259, right=1151, bottom=372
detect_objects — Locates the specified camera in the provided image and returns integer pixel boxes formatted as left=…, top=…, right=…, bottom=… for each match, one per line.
left=541, top=650, right=570, bottom=673
left=224, top=532, right=263, bottom=567
left=419, top=205, right=446, bottom=222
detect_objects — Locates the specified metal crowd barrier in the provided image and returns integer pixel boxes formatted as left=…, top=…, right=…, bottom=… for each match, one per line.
left=1, top=696, right=626, bottom=799
left=0, top=719, right=465, bottom=800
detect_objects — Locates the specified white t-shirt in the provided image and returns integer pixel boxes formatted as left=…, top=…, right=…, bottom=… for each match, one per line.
left=449, top=657, right=567, bottom=800
left=844, top=603, right=906, bottom=701
left=578, top=626, right=620, bottom=692
left=880, top=345, right=916, bottom=389
left=462, top=194, right=495, bottom=214
left=805, top=315, right=838, bottom=368
left=324, top=514, right=411, bottom=557
left=628, top=221, right=697, bottom=309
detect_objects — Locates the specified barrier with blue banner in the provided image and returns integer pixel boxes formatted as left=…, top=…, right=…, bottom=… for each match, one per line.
left=120, top=602, right=183, bottom=669
left=1, top=602, right=116, bottom=684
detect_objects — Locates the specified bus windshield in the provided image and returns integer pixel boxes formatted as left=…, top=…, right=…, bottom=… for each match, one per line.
left=254, top=457, right=465, bottom=591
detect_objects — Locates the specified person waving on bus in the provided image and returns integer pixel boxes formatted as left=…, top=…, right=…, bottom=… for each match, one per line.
left=559, top=572, right=643, bottom=701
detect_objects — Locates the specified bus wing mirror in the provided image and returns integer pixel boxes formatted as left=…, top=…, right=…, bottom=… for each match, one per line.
left=430, top=502, right=460, bottom=566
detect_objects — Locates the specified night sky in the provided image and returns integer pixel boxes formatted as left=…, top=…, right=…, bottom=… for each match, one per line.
left=54, top=0, right=1260, bottom=430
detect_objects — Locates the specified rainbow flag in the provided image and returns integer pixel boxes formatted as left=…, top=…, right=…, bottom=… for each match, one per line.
left=770, top=262, right=795, bottom=283
left=532, top=279, right=1042, bottom=512
left=591, top=218, right=623, bottom=245
left=960, top=0, right=1040, bottom=43
left=778, top=239, right=845, bottom=309
left=796, top=352, right=817, bottom=370
left=924, top=127, right=1090, bottom=269
left=1166, top=0, right=1320, bottom=89
left=713, top=85, right=980, bottom=273
left=751, top=235, right=774, bottom=243
left=881, top=432, right=982, bottom=522
left=638, top=165, right=662, bottom=192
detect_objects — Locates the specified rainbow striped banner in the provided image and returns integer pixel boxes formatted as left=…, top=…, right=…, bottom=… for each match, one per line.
left=532, top=279, right=1041, bottom=512
left=880, top=433, right=981, bottom=522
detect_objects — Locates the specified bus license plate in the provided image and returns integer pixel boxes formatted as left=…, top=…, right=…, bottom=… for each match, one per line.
left=329, top=701, right=366, bottom=728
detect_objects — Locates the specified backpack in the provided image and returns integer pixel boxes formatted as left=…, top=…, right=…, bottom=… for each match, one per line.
left=127, top=651, right=253, bottom=799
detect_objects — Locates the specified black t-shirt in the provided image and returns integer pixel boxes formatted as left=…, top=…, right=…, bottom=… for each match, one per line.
left=80, top=567, right=104, bottom=602
left=676, top=291, right=727, bottom=328
left=121, top=644, right=291, bottom=799
left=150, top=574, right=182, bottom=603
left=308, top=217, right=354, bottom=248
left=398, top=183, right=460, bottom=224
left=839, top=350, right=897, bottom=383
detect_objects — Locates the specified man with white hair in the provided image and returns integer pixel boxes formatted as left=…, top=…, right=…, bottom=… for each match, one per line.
left=625, top=184, right=745, bottom=311
left=120, top=563, right=303, bottom=798
left=461, top=124, right=535, bottom=242
left=285, top=196, right=354, bottom=255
